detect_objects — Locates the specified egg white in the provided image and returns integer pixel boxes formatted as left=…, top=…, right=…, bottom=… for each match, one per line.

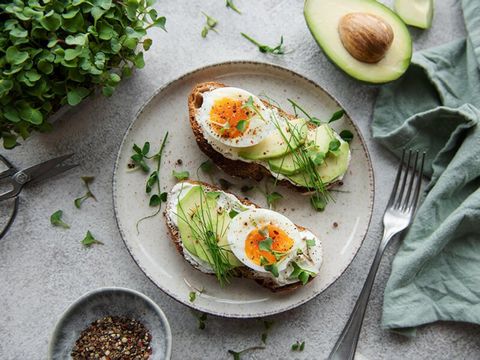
left=197, top=87, right=275, bottom=148
left=227, top=208, right=303, bottom=273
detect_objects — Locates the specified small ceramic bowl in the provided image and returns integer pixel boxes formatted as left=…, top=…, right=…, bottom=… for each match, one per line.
left=48, top=287, right=172, bottom=360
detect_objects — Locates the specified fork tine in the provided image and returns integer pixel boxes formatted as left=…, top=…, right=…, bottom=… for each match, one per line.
left=395, top=150, right=412, bottom=208
left=402, top=151, right=419, bottom=211
left=387, top=149, right=405, bottom=207
left=409, top=152, right=425, bottom=212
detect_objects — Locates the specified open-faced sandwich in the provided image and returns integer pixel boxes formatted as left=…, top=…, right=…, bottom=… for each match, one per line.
left=188, top=82, right=351, bottom=208
left=164, top=180, right=323, bottom=292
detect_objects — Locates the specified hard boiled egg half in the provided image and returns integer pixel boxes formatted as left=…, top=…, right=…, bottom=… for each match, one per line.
left=227, top=209, right=303, bottom=273
left=197, top=87, right=275, bottom=147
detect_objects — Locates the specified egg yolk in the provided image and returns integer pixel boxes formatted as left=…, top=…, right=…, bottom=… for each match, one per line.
left=245, top=225, right=294, bottom=265
left=209, top=98, right=251, bottom=138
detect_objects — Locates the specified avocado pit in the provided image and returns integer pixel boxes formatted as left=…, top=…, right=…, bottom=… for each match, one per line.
left=338, top=12, right=394, bottom=63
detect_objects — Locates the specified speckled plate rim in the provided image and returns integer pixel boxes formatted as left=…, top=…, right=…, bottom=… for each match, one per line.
left=112, top=60, right=375, bottom=318
left=47, top=287, right=172, bottom=359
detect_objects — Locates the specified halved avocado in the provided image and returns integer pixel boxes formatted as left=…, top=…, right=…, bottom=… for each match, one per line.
left=268, top=124, right=334, bottom=175
left=304, top=0, right=412, bottom=84
left=177, top=186, right=241, bottom=267
left=238, top=118, right=308, bottom=160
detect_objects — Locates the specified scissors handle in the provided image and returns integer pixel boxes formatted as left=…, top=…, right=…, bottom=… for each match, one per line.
left=0, top=180, right=23, bottom=202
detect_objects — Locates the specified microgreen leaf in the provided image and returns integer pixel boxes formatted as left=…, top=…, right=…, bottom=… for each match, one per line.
left=172, top=170, right=189, bottom=181
left=266, top=192, right=283, bottom=207
left=340, top=130, right=354, bottom=143
left=149, top=194, right=161, bottom=206
left=291, top=341, right=305, bottom=351
left=200, top=160, right=214, bottom=173
left=74, top=176, right=96, bottom=209
left=328, top=109, right=345, bottom=123
left=310, top=194, right=326, bottom=211
left=0, top=2, right=166, bottom=148
left=226, top=0, right=242, bottom=14
left=260, top=256, right=269, bottom=266
left=201, top=12, right=217, bottom=38
left=258, top=237, right=273, bottom=252
left=192, top=311, right=207, bottom=330
left=50, top=210, right=70, bottom=229
left=241, top=33, right=286, bottom=55
left=189, top=291, right=196, bottom=303
left=82, top=230, right=103, bottom=247
left=264, top=263, right=279, bottom=277
left=329, top=139, right=341, bottom=152
left=306, top=239, right=316, bottom=248
left=229, top=209, right=239, bottom=218
left=236, top=120, right=248, bottom=132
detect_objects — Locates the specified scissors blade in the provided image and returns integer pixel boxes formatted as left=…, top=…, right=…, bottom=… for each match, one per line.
left=20, top=153, right=74, bottom=183
left=29, top=163, right=79, bottom=184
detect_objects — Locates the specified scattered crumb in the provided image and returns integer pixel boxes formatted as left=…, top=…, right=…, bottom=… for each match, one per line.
left=333, top=222, right=338, bottom=228
left=338, top=181, right=344, bottom=186
left=176, top=159, right=183, bottom=165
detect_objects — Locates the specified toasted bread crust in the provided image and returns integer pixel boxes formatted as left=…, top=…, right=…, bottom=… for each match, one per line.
left=164, top=180, right=313, bottom=292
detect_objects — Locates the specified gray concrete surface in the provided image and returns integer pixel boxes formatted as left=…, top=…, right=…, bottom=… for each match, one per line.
left=1, top=0, right=479, bottom=359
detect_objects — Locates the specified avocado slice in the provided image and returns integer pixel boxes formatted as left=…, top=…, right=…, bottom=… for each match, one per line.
left=238, top=118, right=308, bottom=160
left=176, top=186, right=241, bottom=267
left=394, top=0, right=433, bottom=29
left=304, top=0, right=412, bottom=84
left=288, top=140, right=350, bottom=187
left=268, top=124, right=334, bottom=175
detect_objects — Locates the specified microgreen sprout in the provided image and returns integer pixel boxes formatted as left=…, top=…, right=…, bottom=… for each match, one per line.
left=241, top=33, right=286, bottom=55
left=189, top=291, right=196, bottom=303
left=74, top=176, right=96, bottom=209
left=50, top=210, right=70, bottom=229
left=226, top=0, right=242, bottom=14
left=172, top=170, right=190, bottom=181
left=134, top=133, right=169, bottom=233
left=82, top=230, right=103, bottom=248
left=201, top=12, right=218, bottom=38
left=291, top=340, right=306, bottom=351
left=192, top=311, right=207, bottom=330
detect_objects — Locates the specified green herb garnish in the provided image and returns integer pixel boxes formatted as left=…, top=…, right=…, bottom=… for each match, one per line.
left=291, top=341, right=305, bottom=351
left=229, top=209, right=239, bottom=218
left=131, top=142, right=151, bottom=172
left=226, top=0, right=242, bottom=14
left=200, top=160, right=214, bottom=173
left=236, top=120, right=248, bottom=133
left=201, top=12, right=218, bottom=38
left=135, top=133, right=169, bottom=233
left=264, top=263, right=279, bottom=277
left=193, top=311, right=207, bottom=330
left=0, top=0, right=166, bottom=149
left=340, top=130, right=354, bottom=143
left=82, top=230, right=103, bottom=247
left=228, top=346, right=265, bottom=360
left=329, top=139, right=341, bottom=152
left=74, top=176, right=96, bottom=209
left=175, top=185, right=234, bottom=286
left=241, top=33, right=286, bottom=55
left=189, top=291, right=196, bottom=303
left=328, top=109, right=345, bottom=123
left=290, top=262, right=315, bottom=285
left=258, top=237, right=273, bottom=252
left=50, top=210, right=70, bottom=229
left=266, top=191, right=283, bottom=208
left=306, top=239, right=316, bottom=248
left=172, top=170, right=190, bottom=181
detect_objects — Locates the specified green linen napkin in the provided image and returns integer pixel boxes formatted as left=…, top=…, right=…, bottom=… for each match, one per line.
left=372, top=0, right=480, bottom=335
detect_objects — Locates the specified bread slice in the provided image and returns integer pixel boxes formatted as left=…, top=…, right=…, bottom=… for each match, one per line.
left=188, top=82, right=319, bottom=191
left=164, top=180, right=317, bottom=292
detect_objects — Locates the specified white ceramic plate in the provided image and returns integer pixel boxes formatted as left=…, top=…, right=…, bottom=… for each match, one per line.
left=113, top=61, right=374, bottom=318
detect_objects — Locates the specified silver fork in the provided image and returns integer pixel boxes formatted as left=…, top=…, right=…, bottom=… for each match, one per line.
left=328, top=149, right=425, bottom=360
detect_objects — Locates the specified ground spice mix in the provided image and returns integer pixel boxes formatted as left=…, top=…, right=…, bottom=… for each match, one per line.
left=71, top=316, right=152, bottom=360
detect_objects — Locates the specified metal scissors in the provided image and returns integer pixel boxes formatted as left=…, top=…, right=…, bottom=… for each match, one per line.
left=0, top=153, right=78, bottom=239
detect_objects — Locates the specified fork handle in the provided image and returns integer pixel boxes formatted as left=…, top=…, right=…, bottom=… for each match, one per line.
left=327, top=229, right=396, bottom=360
